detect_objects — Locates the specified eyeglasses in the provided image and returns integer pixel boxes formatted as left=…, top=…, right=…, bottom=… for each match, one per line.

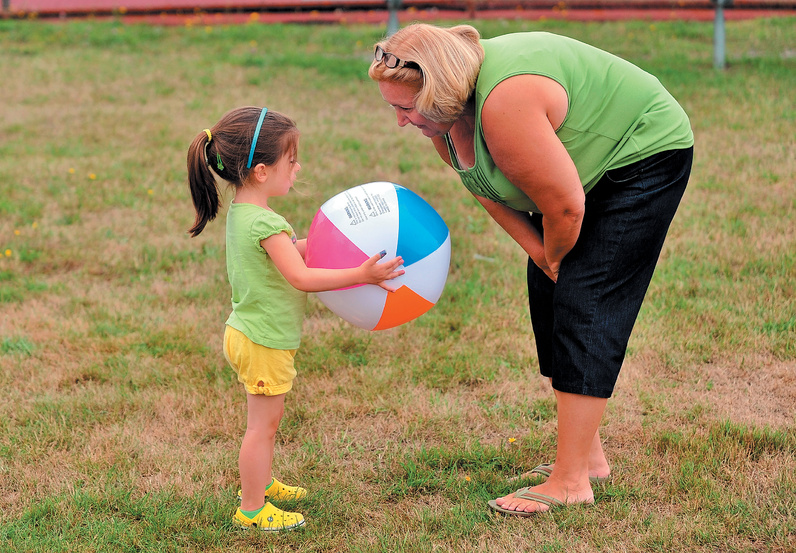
left=374, top=45, right=420, bottom=70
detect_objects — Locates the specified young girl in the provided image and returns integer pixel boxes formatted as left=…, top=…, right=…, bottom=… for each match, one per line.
left=187, top=106, right=404, bottom=531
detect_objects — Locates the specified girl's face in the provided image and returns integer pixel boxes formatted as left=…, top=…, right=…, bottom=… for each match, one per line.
left=267, top=148, right=301, bottom=197
left=378, top=80, right=453, bottom=138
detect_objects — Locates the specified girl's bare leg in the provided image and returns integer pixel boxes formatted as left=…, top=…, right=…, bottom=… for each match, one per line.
left=239, top=393, right=285, bottom=511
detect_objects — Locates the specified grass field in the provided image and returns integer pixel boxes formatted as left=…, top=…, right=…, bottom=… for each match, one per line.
left=0, top=15, right=794, bottom=553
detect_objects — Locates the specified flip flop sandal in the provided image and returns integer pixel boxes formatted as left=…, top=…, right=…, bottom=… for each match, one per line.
left=516, top=463, right=610, bottom=485
left=488, top=487, right=566, bottom=517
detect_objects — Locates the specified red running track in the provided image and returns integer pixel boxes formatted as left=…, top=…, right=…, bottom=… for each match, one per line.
left=4, top=0, right=795, bottom=23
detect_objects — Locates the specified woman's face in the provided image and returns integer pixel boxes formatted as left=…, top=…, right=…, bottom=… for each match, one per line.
left=378, top=80, right=454, bottom=138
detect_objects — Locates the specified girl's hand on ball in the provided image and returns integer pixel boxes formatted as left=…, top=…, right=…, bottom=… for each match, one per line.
left=361, top=252, right=404, bottom=291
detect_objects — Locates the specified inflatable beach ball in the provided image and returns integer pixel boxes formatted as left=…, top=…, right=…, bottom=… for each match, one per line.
left=305, top=181, right=451, bottom=330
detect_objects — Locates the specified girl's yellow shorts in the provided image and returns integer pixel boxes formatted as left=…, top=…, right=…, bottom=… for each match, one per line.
left=223, top=325, right=297, bottom=396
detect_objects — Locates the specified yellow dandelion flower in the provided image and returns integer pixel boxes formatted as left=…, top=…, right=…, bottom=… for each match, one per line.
left=68, top=168, right=75, bottom=174
left=14, top=230, right=21, bottom=236
left=32, top=222, right=38, bottom=229
left=89, top=173, right=97, bottom=180
left=4, top=249, right=11, bottom=257
left=147, top=189, right=154, bottom=195
left=465, top=476, right=471, bottom=482
left=508, top=437, right=516, bottom=443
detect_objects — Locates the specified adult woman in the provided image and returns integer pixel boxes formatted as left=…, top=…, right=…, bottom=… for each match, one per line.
left=369, top=24, right=693, bottom=515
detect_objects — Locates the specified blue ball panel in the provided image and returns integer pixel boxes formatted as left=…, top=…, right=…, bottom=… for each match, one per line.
left=394, top=184, right=449, bottom=267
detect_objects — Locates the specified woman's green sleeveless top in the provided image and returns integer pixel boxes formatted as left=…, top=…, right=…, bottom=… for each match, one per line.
left=444, top=32, right=694, bottom=213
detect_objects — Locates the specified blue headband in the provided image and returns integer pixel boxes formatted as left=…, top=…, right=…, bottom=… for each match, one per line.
left=246, top=107, right=268, bottom=169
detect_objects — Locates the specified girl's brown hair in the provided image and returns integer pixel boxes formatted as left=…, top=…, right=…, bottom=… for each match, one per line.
left=186, top=107, right=299, bottom=237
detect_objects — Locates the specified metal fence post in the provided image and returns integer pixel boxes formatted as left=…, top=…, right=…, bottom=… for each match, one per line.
left=712, top=0, right=733, bottom=69
left=387, top=0, right=402, bottom=36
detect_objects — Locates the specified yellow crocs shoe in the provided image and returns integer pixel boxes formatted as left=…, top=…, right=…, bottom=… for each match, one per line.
left=237, top=478, right=308, bottom=503
left=233, top=503, right=305, bottom=532
left=267, top=478, right=307, bottom=501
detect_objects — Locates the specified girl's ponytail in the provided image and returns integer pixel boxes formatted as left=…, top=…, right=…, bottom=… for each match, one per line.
left=187, top=129, right=221, bottom=237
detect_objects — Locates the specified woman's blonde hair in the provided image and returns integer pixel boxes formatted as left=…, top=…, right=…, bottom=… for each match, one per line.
left=368, top=23, right=484, bottom=124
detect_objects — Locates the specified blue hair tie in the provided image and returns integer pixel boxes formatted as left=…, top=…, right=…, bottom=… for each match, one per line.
left=246, top=107, right=268, bottom=169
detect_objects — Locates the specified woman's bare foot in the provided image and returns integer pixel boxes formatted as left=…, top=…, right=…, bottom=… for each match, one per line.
left=494, top=481, right=594, bottom=514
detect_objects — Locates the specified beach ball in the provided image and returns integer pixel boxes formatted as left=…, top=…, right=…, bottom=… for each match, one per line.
left=305, top=181, right=450, bottom=330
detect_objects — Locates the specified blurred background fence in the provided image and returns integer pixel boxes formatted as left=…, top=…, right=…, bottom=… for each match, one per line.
left=2, top=0, right=794, bottom=69
left=4, top=0, right=795, bottom=17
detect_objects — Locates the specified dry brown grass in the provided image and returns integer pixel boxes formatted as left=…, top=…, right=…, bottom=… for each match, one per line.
left=0, top=16, right=794, bottom=553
